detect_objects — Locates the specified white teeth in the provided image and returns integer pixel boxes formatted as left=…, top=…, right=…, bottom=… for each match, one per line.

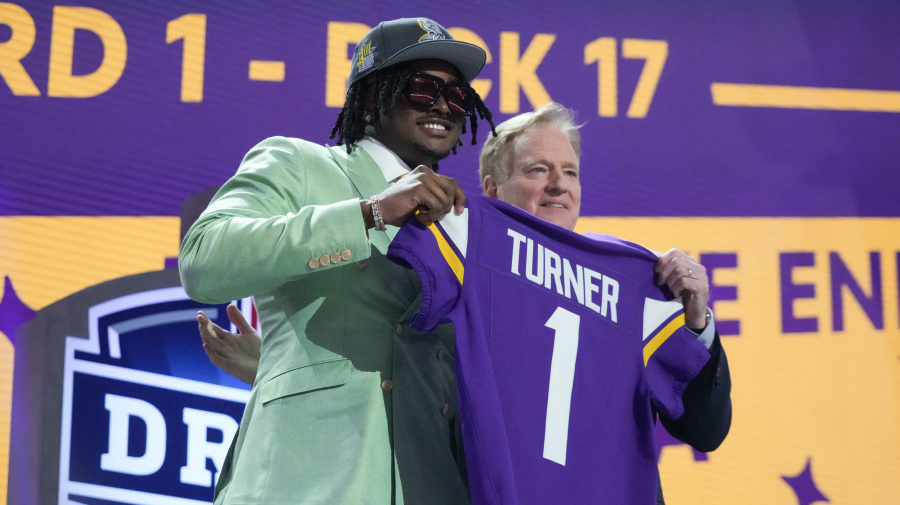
left=545, top=203, right=564, bottom=208
left=423, top=123, right=447, bottom=130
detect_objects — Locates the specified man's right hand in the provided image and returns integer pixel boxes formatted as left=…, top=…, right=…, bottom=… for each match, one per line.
left=198, top=304, right=261, bottom=386
left=364, top=165, right=466, bottom=228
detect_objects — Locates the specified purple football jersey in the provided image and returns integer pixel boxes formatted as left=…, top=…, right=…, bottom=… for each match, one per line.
left=387, top=196, right=711, bottom=505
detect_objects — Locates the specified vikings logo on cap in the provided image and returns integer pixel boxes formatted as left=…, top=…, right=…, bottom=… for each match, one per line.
left=418, top=18, right=446, bottom=41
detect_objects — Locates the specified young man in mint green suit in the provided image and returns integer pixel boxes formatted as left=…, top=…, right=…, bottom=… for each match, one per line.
left=180, top=18, right=496, bottom=505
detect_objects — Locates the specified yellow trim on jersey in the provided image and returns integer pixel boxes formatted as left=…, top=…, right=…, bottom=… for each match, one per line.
left=425, top=222, right=464, bottom=285
left=643, top=313, right=686, bottom=366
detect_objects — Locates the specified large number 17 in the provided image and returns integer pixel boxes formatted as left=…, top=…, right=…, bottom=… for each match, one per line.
left=584, top=38, right=668, bottom=118
left=542, top=307, right=581, bottom=466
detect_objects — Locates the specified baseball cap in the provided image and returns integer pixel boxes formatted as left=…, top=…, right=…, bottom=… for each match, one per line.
left=347, top=18, right=487, bottom=90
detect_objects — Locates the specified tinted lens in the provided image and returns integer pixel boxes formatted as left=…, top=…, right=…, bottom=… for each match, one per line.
left=446, top=84, right=474, bottom=115
left=404, top=73, right=474, bottom=115
left=406, top=75, right=443, bottom=106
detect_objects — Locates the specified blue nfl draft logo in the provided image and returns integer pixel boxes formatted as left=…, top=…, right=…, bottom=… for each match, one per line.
left=39, top=278, right=252, bottom=505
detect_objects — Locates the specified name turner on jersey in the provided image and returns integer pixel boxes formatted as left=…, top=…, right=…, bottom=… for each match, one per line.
left=507, top=229, right=620, bottom=323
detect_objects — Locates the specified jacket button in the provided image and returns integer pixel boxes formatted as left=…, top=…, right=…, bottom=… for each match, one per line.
left=356, top=259, right=368, bottom=270
left=381, top=379, right=393, bottom=392
left=394, top=324, right=403, bottom=336
left=319, top=254, right=331, bottom=266
left=330, top=252, right=342, bottom=264
left=436, top=348, right=445, bottom=360
left=441, top=404, right=450, bottom=416
left=308, top=257, right=320, bottom=269
left=341, top=248, right=353, bottom=261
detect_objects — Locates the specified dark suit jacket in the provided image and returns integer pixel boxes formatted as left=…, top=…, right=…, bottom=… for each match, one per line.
left=656, top=332, right=732, bottom=504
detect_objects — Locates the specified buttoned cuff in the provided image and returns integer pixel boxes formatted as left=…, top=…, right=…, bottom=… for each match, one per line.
left=304, top=198, right=371, bottom=272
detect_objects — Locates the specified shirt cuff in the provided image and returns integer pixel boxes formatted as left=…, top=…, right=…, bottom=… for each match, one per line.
left=688, top=310, right=716, bottom=350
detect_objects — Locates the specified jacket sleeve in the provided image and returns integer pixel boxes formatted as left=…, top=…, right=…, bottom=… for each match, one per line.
left=658, top=332, right=732, bottom=452
left=179, top=137, right=372, bottom=303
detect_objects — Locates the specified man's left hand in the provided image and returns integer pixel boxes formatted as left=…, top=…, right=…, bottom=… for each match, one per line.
left=654, top=249, right=710, bottom=330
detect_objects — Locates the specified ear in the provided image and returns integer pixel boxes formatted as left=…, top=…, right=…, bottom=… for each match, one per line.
left=482, top=175, right=498, bottom=198
left=361, top=78, right=376, bottom=114
left=354, top=79, right=377, bottom=132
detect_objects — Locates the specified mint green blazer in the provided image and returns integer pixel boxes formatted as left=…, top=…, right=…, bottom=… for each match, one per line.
left=180, top=137, right=469, bottom=505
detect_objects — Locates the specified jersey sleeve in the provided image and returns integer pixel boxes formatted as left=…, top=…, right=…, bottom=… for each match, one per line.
left=387, top=210, right=469, bottom=332
left=640, top=294, right=712, bottom=420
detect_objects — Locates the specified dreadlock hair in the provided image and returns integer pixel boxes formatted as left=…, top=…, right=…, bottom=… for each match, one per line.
left=329, top=64, right=497, bottom=170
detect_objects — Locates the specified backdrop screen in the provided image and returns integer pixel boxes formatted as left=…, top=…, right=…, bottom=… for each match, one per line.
left=2, top=1, right=899, bottom=504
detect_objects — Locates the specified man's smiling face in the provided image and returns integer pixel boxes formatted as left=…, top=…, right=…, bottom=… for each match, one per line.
left=370, top=59, right=466, bottom=169
left=485, top=126, right=582, bottom=230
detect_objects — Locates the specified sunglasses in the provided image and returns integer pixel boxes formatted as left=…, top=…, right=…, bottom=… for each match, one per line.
left=403, top=73, right=475, bottom=116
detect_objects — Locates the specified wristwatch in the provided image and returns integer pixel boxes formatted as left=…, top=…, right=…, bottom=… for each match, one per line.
left=688, top=308, right=712, bottom=332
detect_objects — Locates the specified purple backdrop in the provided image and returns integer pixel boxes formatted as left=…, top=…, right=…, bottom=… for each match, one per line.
left=3, top=0, right=899, bottom=217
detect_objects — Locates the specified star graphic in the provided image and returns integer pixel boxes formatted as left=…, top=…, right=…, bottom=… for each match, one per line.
left=0, top=276, right=36, bottom=346
left=782, top=457, right=829, bottom=505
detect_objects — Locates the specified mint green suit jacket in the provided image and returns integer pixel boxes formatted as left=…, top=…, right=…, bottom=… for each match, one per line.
left=179, top=137, right=469, bottom=505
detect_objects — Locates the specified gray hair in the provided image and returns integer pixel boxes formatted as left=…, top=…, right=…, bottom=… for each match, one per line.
left=478, top=102, right=582, bottom=184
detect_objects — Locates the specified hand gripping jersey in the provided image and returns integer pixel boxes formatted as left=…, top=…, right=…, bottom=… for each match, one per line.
left=387, top=196, right=711, bottom=505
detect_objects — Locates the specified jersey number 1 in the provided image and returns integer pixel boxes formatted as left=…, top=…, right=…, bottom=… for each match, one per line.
left=543, top=307, right=581, bottom=466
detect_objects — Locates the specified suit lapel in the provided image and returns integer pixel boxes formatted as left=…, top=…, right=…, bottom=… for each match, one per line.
left=328, top=145, right=399, bottom=251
